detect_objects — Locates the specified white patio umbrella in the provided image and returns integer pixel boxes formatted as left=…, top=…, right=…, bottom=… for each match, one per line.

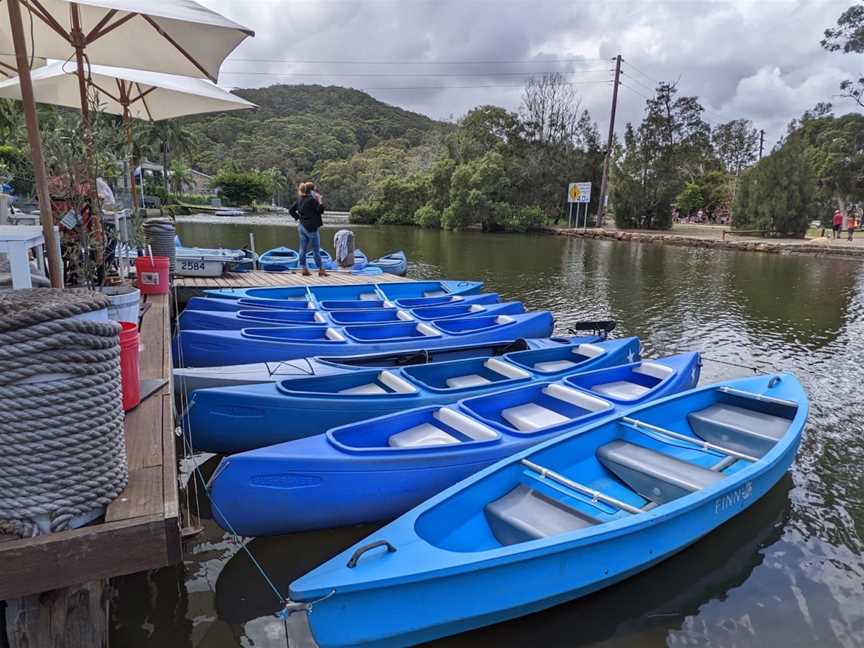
left=0, top=61, right=255, bottom=207
left=0, top=54, right=44, bottom=77
left=1, top=0, right=254, bottom=286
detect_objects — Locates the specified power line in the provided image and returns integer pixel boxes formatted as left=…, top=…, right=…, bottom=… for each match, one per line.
left=218, top=69, right=612, bottom=78
left=225, top=56, right=610, bottom=65
left=621, top=59, right=658, bottom=86
left=219, top=80, right=612, bottom=92
left=619, top=82, right=650, bottom=101
left=619, top=70, right=653, bottom=92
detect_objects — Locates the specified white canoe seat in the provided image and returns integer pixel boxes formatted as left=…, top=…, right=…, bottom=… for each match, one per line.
left=484, top=358, right=531, bottom=380
left=388, top=423, right=459, bottom=448
left=544, top=384, right=612, bottom=412
left=423, top=290, right=447, bottom=297
left=495, top=315, right=515, bottom=325
left=325, top=328, right=345, bottom=341
left=597, top=440, right=725, bottom=505
left=434, top=408, right=498, bottom=440
left=485, top=484, right=600, bottom=545
left=593, top=380, right=651, bottom=400
left=533, top=359, right=577, bottom=373
left=688, top=403, right=791, bottom=458
left=339, top=383, right=387, bottom=396
left=339, top=370, right=417, bottom=396
left=313, top=312, right=327, bottom=323
left=469, top=304, right=485, bottom=312
left=446, top=374, right=491, bottom=388
left=502, top=404, right=569, bottom=431
left=416, top=323, right=442, bottom=337
left=360, top=292, right=379, bottom=301
left=397, top=310, right=414, bottom=321
left=633, top=362, right=674, bottom=380
left=576, top=343, right=605, bottom=358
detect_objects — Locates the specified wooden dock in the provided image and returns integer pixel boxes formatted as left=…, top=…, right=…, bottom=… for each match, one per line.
left=1, top=292, right=180, bottom=645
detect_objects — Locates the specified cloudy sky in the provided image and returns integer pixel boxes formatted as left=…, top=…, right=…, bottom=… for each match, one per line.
left=204, top=0, right=861, bottom=147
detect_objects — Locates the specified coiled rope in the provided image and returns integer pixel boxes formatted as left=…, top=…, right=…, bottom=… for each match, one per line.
left=0, top=289, right=129, bottom=537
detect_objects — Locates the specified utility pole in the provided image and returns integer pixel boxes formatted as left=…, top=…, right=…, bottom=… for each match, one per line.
left=597, top=54, right=622, bottom=227
left=758, top=129, right=765, bottom=160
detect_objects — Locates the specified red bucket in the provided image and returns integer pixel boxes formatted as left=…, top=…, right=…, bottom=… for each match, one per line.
left=119, top=321, right=141, bottom=411
left=135, top=255, right=170, bottom=295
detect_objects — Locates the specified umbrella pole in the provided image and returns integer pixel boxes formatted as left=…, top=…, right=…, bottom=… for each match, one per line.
left=122, top=109, right=139, bottom=215
left=6, top=0, right=63, bottom=287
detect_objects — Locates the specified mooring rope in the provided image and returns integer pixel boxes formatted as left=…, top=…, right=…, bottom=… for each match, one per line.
left=0, top=289, right=129, bottom=537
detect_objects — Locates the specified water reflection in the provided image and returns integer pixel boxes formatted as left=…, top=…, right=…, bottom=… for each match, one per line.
left=109, top=225, right=864, bottom=648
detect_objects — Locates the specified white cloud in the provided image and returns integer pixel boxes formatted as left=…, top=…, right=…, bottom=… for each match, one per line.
left=205, top=0, right=863, bottom=144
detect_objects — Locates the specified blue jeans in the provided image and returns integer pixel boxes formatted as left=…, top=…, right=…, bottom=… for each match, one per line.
left=298, top=224, right=322, bottom=269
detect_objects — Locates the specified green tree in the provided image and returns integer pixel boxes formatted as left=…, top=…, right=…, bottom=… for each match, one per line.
left=674, top=182, right=704, bottom=215
left=822, top=4, right=864, bottom=106
left=210, top=170, right=271, bottom=206
left=136, top=120, right=198, bottom=191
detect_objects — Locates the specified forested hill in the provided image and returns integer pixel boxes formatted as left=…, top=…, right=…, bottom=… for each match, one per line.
left=182, top=84, right=448, bottom=179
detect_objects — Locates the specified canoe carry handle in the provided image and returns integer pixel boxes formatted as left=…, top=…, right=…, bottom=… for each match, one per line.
left=568, top=320, right=616, bottom=338
left=347, top=540, right=397, bottom=568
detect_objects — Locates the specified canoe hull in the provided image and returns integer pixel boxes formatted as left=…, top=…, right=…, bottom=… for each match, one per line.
left=204, top=280, right=483, bottom=302
left=185, top=337, right=640, bottom=453
left=299, top=447, right=797, bottom=648
left=173, top=312, right=554, bottom=367
left=369, top=250, right=407, bottom=276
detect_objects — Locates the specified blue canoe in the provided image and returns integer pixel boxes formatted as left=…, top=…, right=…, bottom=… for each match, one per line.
left=184, top=337, right=642, bottom=453
left=182, top=292, right=501, bottom=315
left=173, top=311, right=554, bottom=367
left=207, top=352, right=699, bottom=535
left=368, top=250, right=407, bottom=276
left=172, top=335, right=597, bottom=401
left=258, top=247, right=300, bottom=271
left=285, top=373, right=807, bottom=647
left=204, top=279, right=483, bottom=303
left=177, top=301, right=525, bottom=331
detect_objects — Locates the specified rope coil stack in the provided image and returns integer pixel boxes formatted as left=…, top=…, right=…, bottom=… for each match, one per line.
left=0, top=289, right=129, bottom=537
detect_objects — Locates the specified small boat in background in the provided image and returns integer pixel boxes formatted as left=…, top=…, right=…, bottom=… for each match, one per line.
left=258, top=247, right=299, bottom=271
left=369, top=250, right=408, bottom=276
left=284, top=373, right=807, bottom=647
left=214, top=208, right=246, bottom=217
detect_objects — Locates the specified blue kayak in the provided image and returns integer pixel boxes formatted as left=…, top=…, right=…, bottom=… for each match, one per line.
left=172, top=335, right=595, bottom=400
left=173, top=311, right=554, bottom=367
left=258, top=247, right=300, bottom=271
left=204, top=279, right=483, bottom=302
left=207, top=352, right=698, bottom=535
left=182, top=292, right=501, bottom=315
left=285, top=373, right=807, bottom=647
left=184, top=337, right=641, bottom=453
left=368, top=250, right=407, bottom=276
left=177, top=301, right=525, bottom=331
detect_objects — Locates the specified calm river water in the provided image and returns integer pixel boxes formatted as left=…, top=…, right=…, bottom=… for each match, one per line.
left=112, top=222, right=864, bottom=647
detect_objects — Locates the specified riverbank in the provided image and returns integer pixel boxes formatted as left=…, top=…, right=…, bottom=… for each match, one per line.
left=175, top=210, right=353, bottom=227
left=549, top=224, right=864, bottom=260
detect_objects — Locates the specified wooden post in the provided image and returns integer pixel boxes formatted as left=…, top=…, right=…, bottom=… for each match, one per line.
left=5, top=581, right=107, bottom=648
left=6, top=0, right=63, bottom=287
left=597, top=54, right=622, bottom=227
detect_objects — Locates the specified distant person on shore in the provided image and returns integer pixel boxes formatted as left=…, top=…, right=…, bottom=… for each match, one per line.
left=833, top=209, right=843, bottom=239
left=289, top=182, right=327, bottom=277
left=848, top=214, right=857, bottom=241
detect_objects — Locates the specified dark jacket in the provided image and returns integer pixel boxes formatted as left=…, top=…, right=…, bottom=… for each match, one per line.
left=289, top=195, right=324, bottom=232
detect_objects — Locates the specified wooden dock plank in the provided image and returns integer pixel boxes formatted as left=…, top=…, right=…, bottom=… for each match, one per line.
left=123, top=394, right=162, bottom=470
left=105, top=466, right=163, bottom=522
left=174, top=269, right=413, bottom=290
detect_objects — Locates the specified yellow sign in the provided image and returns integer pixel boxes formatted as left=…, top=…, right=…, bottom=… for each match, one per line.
left=567, top=182, right=591, bottom=204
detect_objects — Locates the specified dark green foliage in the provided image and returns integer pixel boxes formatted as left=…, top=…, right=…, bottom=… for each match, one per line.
left=165, top=193, right=212, bottom=206
left=0, top=145, right=33, bottom=195
left=414, top=204, right=441, bottom=228
left=210, top=170, right=272, bottom=206
left=732, top=139, right=819, bottom=236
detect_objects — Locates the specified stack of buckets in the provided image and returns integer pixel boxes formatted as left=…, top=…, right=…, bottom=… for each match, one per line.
left=99, top=286, right=143, bottom=411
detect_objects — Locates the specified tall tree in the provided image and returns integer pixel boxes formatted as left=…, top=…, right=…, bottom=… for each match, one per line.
left=520, top=72, right=583, bottom=145
left=136, top=120, right=198, bottom=191
left=712, top=119, right=760, bottom=175
left=822, top=3, right=864, bottom=106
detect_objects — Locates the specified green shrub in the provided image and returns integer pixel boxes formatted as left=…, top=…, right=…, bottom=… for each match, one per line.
left=0, top=146, right=32, bottom=196
left=349, top=201, right=381, bottom=224
left=414, top=204, right=441, bottom=228
left=210, top=170, right=271, bottom=206
left=500, top=205, right=546, bottom=232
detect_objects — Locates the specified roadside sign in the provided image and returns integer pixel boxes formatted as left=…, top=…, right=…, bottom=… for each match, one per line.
left=567, top=182, right=591, bottom=204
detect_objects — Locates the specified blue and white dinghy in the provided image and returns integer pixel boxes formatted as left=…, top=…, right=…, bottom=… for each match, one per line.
left=206, top=353, right=699, bottom=535
left=204, top=280, right=483, bottom=302
left=184, top=337, right=642, bottom=452
left=284, top=373, right=807, bottom=647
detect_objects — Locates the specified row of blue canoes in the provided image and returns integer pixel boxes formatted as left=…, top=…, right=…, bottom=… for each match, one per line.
left=177, top=297, right=521, bottom=331
left=184, top=336, right=646, bottom=452
left=206, top=350, right=702, bottom=535
left=174, top=279, right=808, bottom=647
left=258, top=246, right=408, bottom=276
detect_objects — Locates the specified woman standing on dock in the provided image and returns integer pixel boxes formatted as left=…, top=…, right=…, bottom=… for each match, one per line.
left=289, top=182, right=327, bottom=277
